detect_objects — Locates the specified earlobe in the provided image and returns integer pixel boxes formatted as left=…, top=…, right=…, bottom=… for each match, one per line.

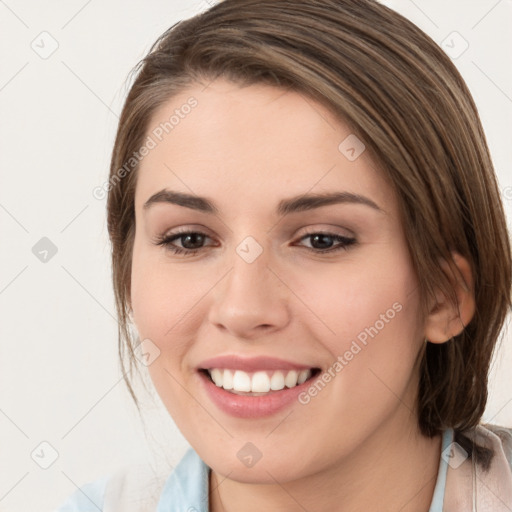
left=424, top=252, right=476, bottom=344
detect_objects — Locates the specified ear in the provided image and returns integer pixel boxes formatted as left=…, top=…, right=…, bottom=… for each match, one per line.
left=424, top=252, right=476, bottom=343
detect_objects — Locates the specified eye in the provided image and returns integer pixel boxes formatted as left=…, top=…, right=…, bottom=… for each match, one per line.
left=295, top=230, right=356, bottom=253
left=154, top=229, right=215, bottom=255
left=153, top=228, right=357, bottom=256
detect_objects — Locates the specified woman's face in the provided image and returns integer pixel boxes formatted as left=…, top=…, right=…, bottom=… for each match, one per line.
left=131, top=78, right=426, bottom=482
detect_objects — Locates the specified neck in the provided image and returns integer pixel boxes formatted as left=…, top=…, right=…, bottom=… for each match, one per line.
left=209, top=416, right=442, bottom=512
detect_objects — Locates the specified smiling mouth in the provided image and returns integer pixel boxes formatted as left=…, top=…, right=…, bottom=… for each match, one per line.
left=199, top=367, right=321, bottom=396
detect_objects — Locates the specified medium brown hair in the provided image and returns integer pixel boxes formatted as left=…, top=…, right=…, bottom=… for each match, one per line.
left=106, top=0, right=511, bottom=465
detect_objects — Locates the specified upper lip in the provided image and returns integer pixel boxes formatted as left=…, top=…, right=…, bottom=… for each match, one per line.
left=198, top=355, right=317, bottom=372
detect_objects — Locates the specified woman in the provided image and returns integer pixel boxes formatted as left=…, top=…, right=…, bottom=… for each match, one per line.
left=58, top=0, right=512, bottom=510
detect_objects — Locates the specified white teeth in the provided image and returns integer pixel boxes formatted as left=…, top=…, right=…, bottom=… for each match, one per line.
left=297, top=369, right=309, bottom=384
left=210, top=368, right=223, bottom=387
left=223, top=369, right=233, bottom=390
left=251, top=371, right=270, bottom=393
left=233, top=370, right=251, bottom=392
left=270, top=371, right=285, bottom=391
left=284, top=370, right=298, bottom=388
left=206, top=368, right=313, bottom=393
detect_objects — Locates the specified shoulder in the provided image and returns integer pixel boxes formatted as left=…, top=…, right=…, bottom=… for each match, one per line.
left=466, top=422, right=512, bottom=471
left=444, top=423, right=512, bottom=511
left=452, top=422, right=512, bottom=469
left=104, top=448, right=209, bottom=511
left=481, top=422, right=512, bottom=469
left=53, top=464, right=168, bottom=512
left=53, top=476, right=108, bottom=512
left=102, top=462, right=168, bottom=512
left=54, top=448, right=208, bottom=512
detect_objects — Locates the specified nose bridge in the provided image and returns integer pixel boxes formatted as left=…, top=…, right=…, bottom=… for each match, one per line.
left=226, top=235, right=275, bottom=308
left=231, top=236, right=270, bottom=295
left=207, top=233, right=290, bottom=336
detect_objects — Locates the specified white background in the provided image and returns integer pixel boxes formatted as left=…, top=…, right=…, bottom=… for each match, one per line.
left=0, top=1, right=511, bottom=510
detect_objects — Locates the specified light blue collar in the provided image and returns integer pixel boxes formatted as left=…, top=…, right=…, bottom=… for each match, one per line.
left=428, top=428, right=454, bottom=512
left=156, top=447, right=210, bottom=512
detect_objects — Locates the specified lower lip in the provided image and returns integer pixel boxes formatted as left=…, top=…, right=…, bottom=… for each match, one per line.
left=198, top=371, right=316, bottom=418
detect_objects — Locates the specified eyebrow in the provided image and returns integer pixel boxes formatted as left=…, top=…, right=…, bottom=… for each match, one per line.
left=143, top=189, right=383, bottom=215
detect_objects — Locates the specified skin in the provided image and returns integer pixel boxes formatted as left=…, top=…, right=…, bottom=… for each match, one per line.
left=130, top=78, right=475, bottom=511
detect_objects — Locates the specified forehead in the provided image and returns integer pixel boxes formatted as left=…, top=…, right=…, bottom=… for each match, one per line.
left=135, top=79, right=395, bottom=216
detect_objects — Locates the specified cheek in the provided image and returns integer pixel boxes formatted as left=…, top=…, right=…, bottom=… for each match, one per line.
left=131, top=240, right=199, bottom=340
left=298, top=252, right=423, bottom=422
left=296, top=251, right=423, bottom=404
left=130, top=245, right=183, bottom=375
left=130, top=252, right=200, bottom=419
left=293, top=253, right=420, bottom=351
left=130, top=244, right=216, bottom=388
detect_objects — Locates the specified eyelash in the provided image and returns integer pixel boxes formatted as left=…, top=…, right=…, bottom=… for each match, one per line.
left=154, top=228, right=357, bottom=256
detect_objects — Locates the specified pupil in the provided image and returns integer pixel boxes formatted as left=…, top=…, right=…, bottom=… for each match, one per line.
left=183, top=233, right=204, bottom=249
left=312, top=234, right=333, bottom=249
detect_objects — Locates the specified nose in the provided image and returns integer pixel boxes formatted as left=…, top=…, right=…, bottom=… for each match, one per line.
left=207, top=244, right=291, bottom=340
